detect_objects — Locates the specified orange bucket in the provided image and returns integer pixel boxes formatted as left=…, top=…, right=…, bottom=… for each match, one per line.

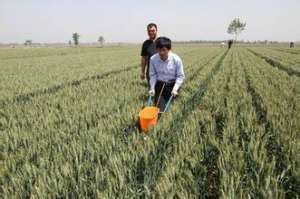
left=139, top=106, right=160, bottom=133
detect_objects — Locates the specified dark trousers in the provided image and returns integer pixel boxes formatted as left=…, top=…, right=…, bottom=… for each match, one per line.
left=154, top=80, right=175, bottom=112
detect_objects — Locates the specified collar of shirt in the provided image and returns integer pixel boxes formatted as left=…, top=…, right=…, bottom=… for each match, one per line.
left=148, top=37, right=158, bottom=43
left=158, top=52, right=172, bottom=63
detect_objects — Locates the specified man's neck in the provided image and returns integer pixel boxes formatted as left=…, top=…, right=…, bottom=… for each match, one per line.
left=150, top=36, right=158, bottom=41
left=160, top=52, right=171, bottom=61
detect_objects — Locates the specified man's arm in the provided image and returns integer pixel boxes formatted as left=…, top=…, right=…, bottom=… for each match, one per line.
left=140, top=56, right=147, bottom=80
left=149, top=58, right=157, bottom=91
left=140, top=41, right=147, bottom=80
left=173, top=57, right=185, bottom=92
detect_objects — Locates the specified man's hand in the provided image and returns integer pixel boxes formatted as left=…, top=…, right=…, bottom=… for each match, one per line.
left=149, top=89, right=155, bottom=96
left=140, top=72, right=146, bottom=80
left=171, top=89, right=178, bottom=97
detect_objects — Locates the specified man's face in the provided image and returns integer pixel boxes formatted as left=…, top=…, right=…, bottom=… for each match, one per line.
left=147, top=26, right=157, bottom=40
left=158, top=47, right=169, bottom=61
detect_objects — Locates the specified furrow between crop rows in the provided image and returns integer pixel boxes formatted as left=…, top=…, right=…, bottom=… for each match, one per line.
left=1, top=49, right=224, bottom=196
left=128, top=50, right=229, bottom=197
left=0, top=47, right=205, bottom=107
left=271, top=48, right=300, bottom=55
left=2, top=46, right=299, bottom=197
left=0, top=65, right=138, bottom=107
left=241, top=52, right=300, bottom=198
left=149, top=50, right=234, bottom=198
left=247, top=49, right=300, bottom=77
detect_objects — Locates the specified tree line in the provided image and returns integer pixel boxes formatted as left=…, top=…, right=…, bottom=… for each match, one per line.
left=70, top=33, right=105, bottom=47
left=22, top=18, right=248, bottom=47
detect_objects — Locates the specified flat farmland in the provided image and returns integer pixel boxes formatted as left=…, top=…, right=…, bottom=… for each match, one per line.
left=1, top=45, right=299, bottom=198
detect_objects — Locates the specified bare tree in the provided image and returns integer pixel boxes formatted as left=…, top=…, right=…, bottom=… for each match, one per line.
left=72, top=33, right=80, bottom=45
left=98, top=36, right=105, bottom=47
left=24, top=40, right=32, bottom=46
left=227, top=18, right=246, bottom=41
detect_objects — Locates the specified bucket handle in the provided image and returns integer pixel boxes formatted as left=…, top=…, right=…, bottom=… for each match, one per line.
left=156, top=83, right=166, bottom=107
left=147, top=95, right=153, bottom=106
left=147, top=83, right=166, bottom=107
left=162, top=95, right=174, bottom=113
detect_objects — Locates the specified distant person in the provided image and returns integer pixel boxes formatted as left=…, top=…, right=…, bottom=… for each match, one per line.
left=228, top=40, right=233, bottom=49
left=290, top=41, right=295, bottom=48
left=149, top=37, right=185, bottom=112
left=221, top=42, right=226, bottom=48
left=140, top=23, right=159, bottom=86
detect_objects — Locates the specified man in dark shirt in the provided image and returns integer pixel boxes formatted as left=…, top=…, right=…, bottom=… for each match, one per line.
left=140, top=23, right=158, bottom=85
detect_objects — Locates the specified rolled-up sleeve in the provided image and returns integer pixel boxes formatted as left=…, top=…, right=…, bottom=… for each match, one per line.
left=173, top=58, right=185, bottom=92
left=149, top=58, right=157, bottom=90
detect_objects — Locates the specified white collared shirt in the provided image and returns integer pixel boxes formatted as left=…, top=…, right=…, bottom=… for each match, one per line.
left=149, top=52, right=185, bottom=92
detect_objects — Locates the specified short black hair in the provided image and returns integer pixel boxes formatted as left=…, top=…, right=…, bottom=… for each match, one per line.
left=147, top=23, right=157, bottom=30
left=155, top=37, right=172, bottom=50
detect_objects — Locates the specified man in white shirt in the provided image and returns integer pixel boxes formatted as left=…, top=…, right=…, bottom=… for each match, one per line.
left=149, top=37, right=185, bottom=111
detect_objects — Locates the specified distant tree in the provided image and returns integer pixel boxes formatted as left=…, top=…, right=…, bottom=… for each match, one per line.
left=68, top=40, right=72, bottom=46
left=98, top=36, right=105, bottom=47
left=72, top=33, right=80, bottom=45
left=264, top=40, right=269, bottom=45
left=227, top=18, right=246, bottom=41
left=24, top=40, right=32, bottom=46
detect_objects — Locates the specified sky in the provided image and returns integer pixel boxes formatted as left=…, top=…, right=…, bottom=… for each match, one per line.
left=1, top=0, right=299, bottom=43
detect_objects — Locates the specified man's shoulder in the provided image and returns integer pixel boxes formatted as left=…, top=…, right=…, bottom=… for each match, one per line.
left=170, top=52, right=182, bottom=62
left=142, top=39, right=153, bottom=45
left=150, top=53, right=159, bottom=61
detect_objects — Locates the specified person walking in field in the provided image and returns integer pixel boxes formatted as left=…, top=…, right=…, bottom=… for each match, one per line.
left=149, top=37, right=185, bottom=112
left=140, top=23, right=159, bottom=85
left=228, top=40, right=233, bottom=49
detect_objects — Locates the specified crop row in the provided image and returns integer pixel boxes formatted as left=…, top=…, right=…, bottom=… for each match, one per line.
left=1, top=46, right=299, bottom=198
left=261, top=48, right=300, bottom=63
left=1, top=47, right=225, bottom=197
left=240, top=48, right=300, bottom=197
left=247, top=48, right=300, bottom=77
left=0, top=46, right=143, bottom=60
left=0, top=45, right=214, bottom=102
left=270, top=47, right=300, bottom=55
left=0, top=48, right=138, bottom=100
left=125, top=49, right=229, bottom=198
